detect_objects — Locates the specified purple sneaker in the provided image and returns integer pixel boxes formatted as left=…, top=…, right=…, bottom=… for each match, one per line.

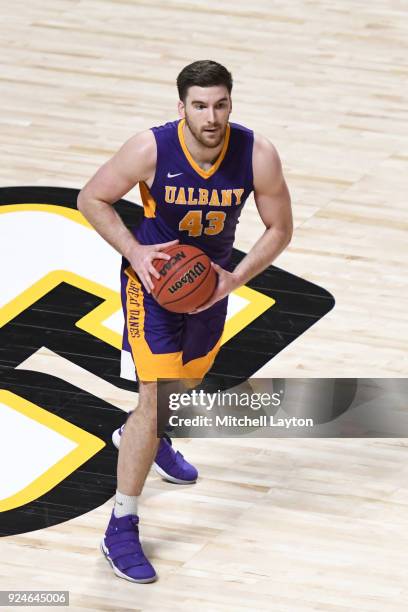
left=112, top=427, right=198, bottom=485
left=154, top=434, right=198, bottom=484
left=101, top=511, right=157, bottom=583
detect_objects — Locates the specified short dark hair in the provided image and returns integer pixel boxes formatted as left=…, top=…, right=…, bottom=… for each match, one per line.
left=177, top=60, right=233, bottom=101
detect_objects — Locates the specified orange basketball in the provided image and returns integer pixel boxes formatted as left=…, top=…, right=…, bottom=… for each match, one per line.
left=152, top=244, right=217, bottom=313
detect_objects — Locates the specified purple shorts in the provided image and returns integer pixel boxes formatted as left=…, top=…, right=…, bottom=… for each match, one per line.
left=121, top=264, right=227, bottom=382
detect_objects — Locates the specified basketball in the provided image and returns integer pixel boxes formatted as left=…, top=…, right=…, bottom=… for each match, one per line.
left=151, top=244, right=217, bottom=313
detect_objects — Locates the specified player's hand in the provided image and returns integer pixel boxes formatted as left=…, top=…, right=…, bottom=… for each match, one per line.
left=189, top=262, right=241, bottom=314
left=128, top=240, right=179, bottom=293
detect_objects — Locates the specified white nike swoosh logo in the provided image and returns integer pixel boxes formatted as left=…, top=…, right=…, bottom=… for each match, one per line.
left=167, top=172, right=183, bottom=178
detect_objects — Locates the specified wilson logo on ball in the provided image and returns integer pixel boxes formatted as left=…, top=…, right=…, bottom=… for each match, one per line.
left=168, top=262, right=206, bottom=293
left=152, top=244, right=217, bottom=313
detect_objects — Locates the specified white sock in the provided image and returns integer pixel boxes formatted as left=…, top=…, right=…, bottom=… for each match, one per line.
left=114, top=490, right=139, bottom=518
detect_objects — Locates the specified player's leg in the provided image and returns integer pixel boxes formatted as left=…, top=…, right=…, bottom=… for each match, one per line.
left=102, top=266, right=190, bottom=583
left=116, top=381, right=159, bottom=496
left=101, top=381, right=159, bottom=583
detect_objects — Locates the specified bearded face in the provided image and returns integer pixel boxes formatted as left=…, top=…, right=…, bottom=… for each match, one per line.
left=180, top=85, right=232, bottom=149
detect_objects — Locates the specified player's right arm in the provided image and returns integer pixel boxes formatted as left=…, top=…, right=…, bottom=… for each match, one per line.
left=77, top=130, right=177, bottom=292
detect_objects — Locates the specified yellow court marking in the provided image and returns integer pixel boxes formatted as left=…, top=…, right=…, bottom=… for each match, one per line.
left=0, top=204, right=276, bottom=347
left=0, top=390, right=105, bottom=512
left=0, top=269, right=123, bottom=349
left=222, top=285, right=275, bottom=345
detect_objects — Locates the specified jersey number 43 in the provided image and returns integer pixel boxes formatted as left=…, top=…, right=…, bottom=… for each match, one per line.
left=179, top=210, right=226, bottom=237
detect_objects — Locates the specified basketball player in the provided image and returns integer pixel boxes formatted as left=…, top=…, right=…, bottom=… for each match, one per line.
left=77, top=60, right=293, bottom=583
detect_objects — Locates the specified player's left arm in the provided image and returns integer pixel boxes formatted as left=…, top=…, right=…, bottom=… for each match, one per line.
left=191, top=134, right=292, bottom=313
left=231, top=134, right=293, bottom=284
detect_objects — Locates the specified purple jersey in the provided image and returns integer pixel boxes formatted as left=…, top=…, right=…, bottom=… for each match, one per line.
left=136, top=118, right=254, bottom=268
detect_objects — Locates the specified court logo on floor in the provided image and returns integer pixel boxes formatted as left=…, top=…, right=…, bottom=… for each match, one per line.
left=0, top=186, right=334, bottom=535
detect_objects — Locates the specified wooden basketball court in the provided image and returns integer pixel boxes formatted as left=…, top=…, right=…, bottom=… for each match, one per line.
left=1, top=1, right=407, bottom=610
